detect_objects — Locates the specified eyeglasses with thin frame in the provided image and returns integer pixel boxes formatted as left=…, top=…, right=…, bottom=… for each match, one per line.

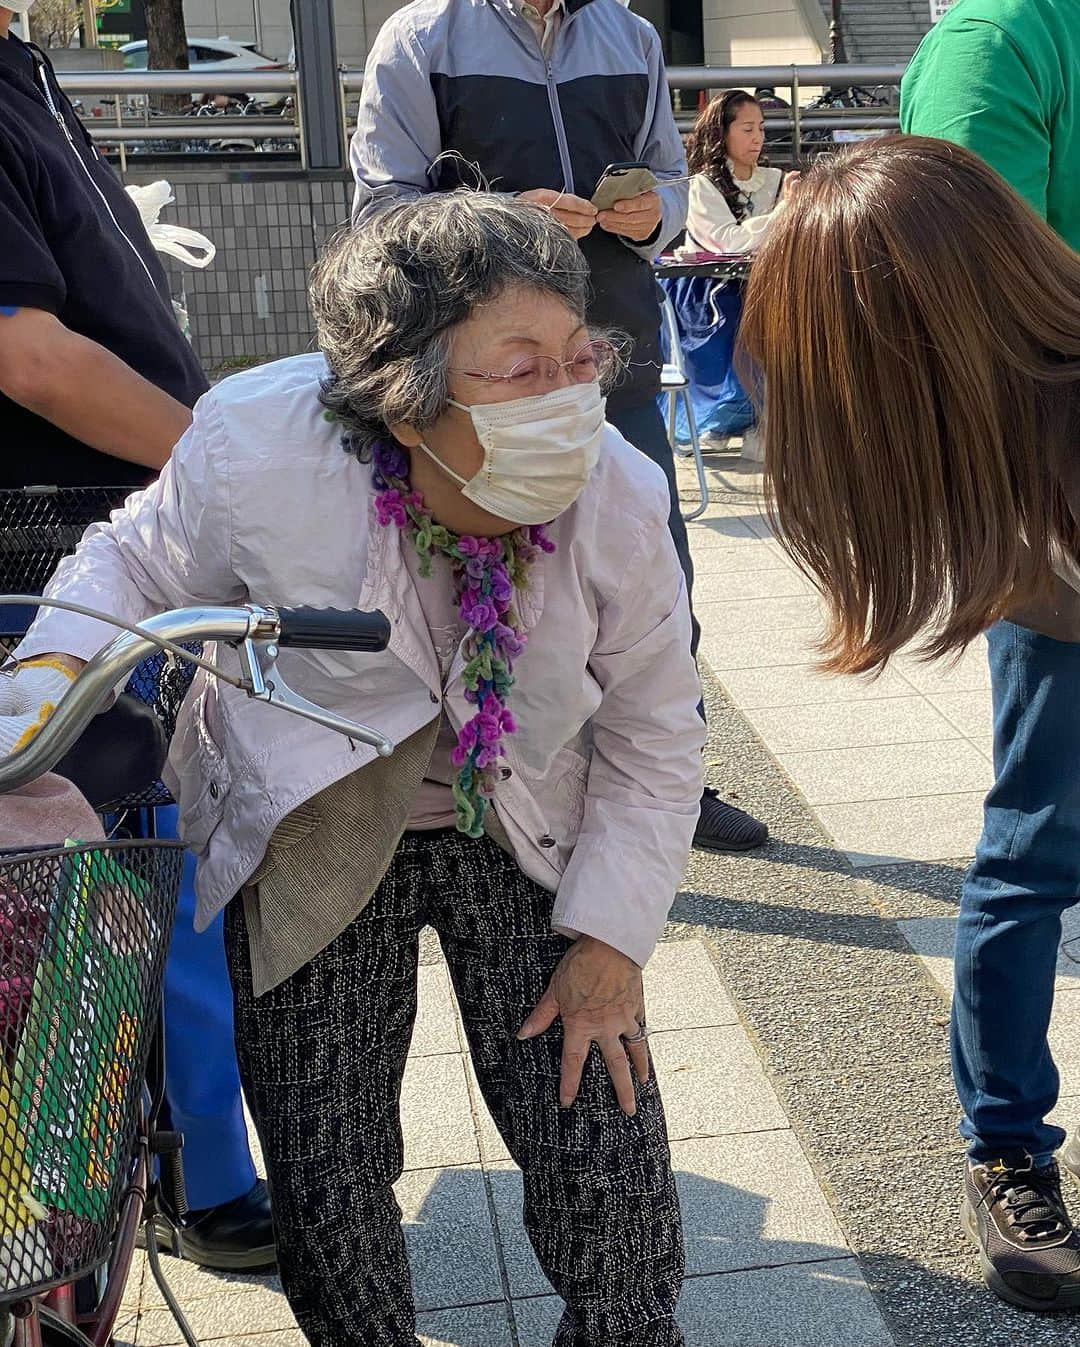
left=449, top=338, right=621, bottom=398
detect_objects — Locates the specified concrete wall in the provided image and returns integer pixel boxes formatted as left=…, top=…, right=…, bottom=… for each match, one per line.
left=701, top=0, right=826, bottom=67
left=125, top=169, right=354, bottom=372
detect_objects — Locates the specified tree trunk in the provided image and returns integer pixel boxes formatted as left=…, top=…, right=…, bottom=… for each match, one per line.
left=144, top=0, right=188, bottom=115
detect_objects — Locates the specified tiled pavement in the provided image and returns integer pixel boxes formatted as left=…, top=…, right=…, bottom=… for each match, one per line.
left=116, top=451, right=1072, bottom=1346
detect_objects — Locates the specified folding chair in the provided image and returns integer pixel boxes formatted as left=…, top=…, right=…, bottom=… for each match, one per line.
left=658, top=286, right=709, bottom=521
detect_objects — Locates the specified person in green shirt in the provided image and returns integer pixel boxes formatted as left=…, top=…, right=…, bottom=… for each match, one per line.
left=901, top=0, right=1079, bottom=251
left=901, top=0, right=1080, bottom=1314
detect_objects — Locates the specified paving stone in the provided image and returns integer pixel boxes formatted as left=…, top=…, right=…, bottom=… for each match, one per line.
left=204, top=1336, right=307, bottom=1347
left=745, top=696, right=961, bottom=755
left=511, top=1295, right=564, bottom=1346
left=643, top=939, right=739, bottom=1032
left=677, top=1260, right=893, bottom=1347
left=465, top=1055, right=511, bottom=1164
left=401, top=1052, right=480, bottom=1170
left=397, top=1164, right=503, bottom=1311
left=714, top=661, right=915, bottom=712
left=817, top=791, right=987, bottom=868
left=140, top=1254, right=279, bottom=1310
left=687, top=515, right=772, bottom=547
left=893, top=643, right=991, bottom=694
left=776, top=740, right=993, bottom=808
left=687, top=542, right=796, bottom=584
left=689, top=544, right=793, bottom=577
left=417, top=1301, right=514, bottom=1346
left=412, top=960, right=463, bottom=1057
left=692, top=593, right=827, bottom=632
left=648, top=1026, right=789, bottom=1140
left=687, top=565, right=812, bottom=598
left=925, top=688, right=993, bottom=740
left=485, top=1162, right=549, bottom=1299
left=136, top=1284, right=295, bottom=1344
left=899, top=906, right=1080, bottom=999
left=698, top=622, right=822, bottom=673
left=514, top=1262, right=892, bottom=1347
left=671, top=1132, right=849, bottom=1275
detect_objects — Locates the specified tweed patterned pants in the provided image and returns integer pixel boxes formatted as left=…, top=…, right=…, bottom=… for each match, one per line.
left=224, top=830, right=685, bottom=1346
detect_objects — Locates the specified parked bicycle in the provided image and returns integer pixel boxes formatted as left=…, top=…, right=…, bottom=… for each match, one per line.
left=0, top=596, right=392, bottom=1346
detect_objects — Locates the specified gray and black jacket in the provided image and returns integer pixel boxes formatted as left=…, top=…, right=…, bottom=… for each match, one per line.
left=350, top=0, right=688, bottom=409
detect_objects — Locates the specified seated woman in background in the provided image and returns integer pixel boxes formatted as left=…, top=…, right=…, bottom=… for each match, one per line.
left=663, top=92, right=796, bottom=446
left=678, top=90, right=793, bottom=257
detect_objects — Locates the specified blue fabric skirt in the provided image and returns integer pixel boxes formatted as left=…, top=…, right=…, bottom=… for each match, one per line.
left=658, top=274, right=755, bottom=441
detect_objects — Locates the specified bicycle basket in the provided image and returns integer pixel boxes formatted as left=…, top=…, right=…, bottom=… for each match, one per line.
left=0, top=840, right=183, bottom=1303
left=110, top=650, right=199, bottom=811
left=0, top=487, right=199, bottom=811
left=0, top=488, right=132, bottom=613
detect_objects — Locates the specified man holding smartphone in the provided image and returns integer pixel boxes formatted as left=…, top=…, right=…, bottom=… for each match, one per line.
left=351, top=0, right=768, bottom=852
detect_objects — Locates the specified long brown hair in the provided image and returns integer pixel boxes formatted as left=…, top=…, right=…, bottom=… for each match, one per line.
left=739, top=135, right=1080, bottom=674
left=685, top=91, right=764, bottom=224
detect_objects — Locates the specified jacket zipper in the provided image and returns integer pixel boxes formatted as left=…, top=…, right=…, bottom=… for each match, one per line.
left=34, top=56, right=160, bottom=294
left=543, top=57, right=576, bottom=194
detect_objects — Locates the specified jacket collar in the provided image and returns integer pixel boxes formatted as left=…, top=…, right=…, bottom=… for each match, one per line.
left=486, top=0, right=596, bottom=20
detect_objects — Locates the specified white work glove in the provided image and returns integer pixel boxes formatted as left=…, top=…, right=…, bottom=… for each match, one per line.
left=0, top=657, right=78, bottom=758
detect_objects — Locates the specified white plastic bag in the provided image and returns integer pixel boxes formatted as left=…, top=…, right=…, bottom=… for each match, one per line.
left=125, top=181, right=216, bottom=269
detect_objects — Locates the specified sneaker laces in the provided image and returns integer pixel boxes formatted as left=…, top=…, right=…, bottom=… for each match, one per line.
left=978, top=1160, right=1073, bottom=1243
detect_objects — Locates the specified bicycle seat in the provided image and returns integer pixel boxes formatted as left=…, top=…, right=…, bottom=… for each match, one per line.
left=51, top=693, right=168, bottom=813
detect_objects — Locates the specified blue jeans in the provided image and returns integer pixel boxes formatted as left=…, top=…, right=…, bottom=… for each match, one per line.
left=953, top=621, right=1080, bottom=1167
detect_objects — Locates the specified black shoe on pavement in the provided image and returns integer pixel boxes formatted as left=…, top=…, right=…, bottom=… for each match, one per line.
left=692, top=787, right=768, bottom=853
left=144, top=1178, right=277, bottom=1272
left=962, top=1159, right=1080, bottom=1311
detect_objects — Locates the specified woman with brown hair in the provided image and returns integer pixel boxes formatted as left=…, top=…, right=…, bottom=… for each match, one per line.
left=740, top=134, right=1080, bottom=1312
left=663, top=92, right=797, bottom=447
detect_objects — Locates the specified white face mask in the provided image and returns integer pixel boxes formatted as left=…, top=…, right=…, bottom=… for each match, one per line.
left=417, top=381, right=605, bottom=525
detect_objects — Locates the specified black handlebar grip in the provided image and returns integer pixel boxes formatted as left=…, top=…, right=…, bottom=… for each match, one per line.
left=275, top=606, right=391, bottom=652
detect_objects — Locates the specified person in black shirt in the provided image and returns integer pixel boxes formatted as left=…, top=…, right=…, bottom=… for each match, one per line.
left=0, top=10, right=205, bottom=487
left=0, top=5, right=275, bottom=1271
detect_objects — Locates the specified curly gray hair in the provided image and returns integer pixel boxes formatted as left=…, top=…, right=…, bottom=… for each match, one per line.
left=311, top=192, right=592, bottom=459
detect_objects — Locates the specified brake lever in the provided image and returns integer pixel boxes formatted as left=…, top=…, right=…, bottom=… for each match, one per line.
left=236, top=639, right=395, bottom=758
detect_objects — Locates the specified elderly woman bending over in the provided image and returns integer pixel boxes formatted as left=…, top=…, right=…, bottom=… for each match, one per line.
left=8, top=195, right=704, bottom=1344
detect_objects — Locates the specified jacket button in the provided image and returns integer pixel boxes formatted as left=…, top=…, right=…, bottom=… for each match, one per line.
left=539, top=834, right=555, bottom=848
left=501, top=768, right=512, bottom=781
left=429, top=691, right=439, bottom=704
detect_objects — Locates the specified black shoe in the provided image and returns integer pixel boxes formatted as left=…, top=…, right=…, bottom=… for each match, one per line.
left=143, top=1179, right=277, bottom=1272
left=692, top=787, right=768, bottom=853
left=962, top=1159, right=1080, bottom=1311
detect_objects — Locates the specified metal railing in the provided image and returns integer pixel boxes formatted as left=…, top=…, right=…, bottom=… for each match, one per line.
left=58, top=62, right=906, bottom=170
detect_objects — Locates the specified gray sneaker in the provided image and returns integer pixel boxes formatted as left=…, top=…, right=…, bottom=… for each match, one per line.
left=962, top=1159, right=1080, bottom=1311
left=1061, top=1132, right=1080, bottom=1183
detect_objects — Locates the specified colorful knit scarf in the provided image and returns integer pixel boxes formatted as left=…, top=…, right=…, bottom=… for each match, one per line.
left=371, top=439, right=554, bottom=838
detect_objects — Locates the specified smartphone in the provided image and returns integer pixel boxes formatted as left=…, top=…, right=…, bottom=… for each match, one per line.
left=591, top=161, right=659, bottom=212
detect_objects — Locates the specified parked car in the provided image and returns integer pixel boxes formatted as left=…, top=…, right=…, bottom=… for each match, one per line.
left=119, top=37, right=286, bottom=105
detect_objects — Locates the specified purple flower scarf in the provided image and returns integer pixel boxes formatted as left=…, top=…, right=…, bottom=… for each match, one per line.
left=372, top=439, right=554, bottom=838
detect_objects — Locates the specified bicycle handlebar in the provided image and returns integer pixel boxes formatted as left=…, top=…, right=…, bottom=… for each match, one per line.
left=276, top=606, right=391, bottom=652
left=0, top=601, right=396, bottom=795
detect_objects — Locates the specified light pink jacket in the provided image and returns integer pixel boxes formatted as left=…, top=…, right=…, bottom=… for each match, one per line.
left=17, top=355, right=705, bottom=966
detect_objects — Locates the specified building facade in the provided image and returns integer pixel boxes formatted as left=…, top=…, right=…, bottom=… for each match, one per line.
left=179, top=0, right=830, bottom=71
